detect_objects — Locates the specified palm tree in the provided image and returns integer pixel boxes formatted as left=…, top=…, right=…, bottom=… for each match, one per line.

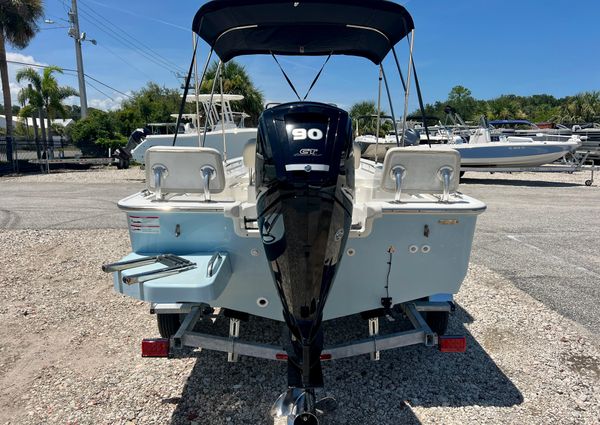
left=201, top=61, right=264, bottom=126
left=349, top=100, right=391, bottom=137
left=0, top=0, right=43, bottom=165
left=557, top=91, right=600, bottom=124
left=16, top=66, right=78, bottom=157
left=17, top=103, right=41, bottom=159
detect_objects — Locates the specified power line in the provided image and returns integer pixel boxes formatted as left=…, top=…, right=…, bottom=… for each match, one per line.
left=96, top=43, right=155, bottom=81
left=7, top=60, right=132, bottom=99
left=78, top=0, right=185, bottom=72
left=76, top=2, right=184, bottom=76
left=85, top=80, right=114, bottom=101
left=76, top=9, right=180, bottom=77
left=83, top=0, right=189, bottom=32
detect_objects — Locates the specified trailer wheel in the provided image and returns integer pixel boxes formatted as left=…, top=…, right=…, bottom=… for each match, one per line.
left=425, top=311, right=449, bottom=336
left=117, top=158, right=130, bottom=170
left=157, top=313, right=181, bottom=338
left=585, top=179, right=593, bottom=187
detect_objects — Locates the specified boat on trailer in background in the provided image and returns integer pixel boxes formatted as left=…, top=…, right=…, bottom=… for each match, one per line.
left=131, top=93, right=255, bottom=164
left=102, top=1, right=486, bottom=423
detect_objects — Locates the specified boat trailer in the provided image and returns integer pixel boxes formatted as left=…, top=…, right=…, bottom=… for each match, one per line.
left=143, top=300, right=465, bottom=362
left=141, top=301, right=464, bottom=423
left=461, top=153, right=598, bottom=186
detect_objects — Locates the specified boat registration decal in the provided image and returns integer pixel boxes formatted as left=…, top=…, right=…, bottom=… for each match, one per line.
left=128, top=215, right=160, bottom=234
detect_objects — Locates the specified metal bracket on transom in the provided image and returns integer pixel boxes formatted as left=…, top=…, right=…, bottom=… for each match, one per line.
left=368, top=317, right=380, bottom=361
left=228, top=318, right=241, bottom=362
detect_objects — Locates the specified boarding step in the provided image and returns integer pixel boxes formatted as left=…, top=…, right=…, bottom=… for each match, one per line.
left=102, top=252, right=231, bottom=303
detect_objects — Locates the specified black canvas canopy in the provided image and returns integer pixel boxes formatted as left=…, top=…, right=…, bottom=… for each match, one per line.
left=192, top=0, right=414, bottom=64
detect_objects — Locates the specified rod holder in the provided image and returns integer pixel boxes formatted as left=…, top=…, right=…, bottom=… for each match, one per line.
left=201, top=165, right=215, bottom=201
left=437, top=166, right=453, bottom=203
left=152, top=164, right=168, bottom=200
left=391, top=165, right=406, bottom=203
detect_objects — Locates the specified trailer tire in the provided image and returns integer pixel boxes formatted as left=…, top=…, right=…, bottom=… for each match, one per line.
left=425, top=311, right=449, bottom=336
left=117, top=158, right=130, bottom=170
left=585, top=179, right=592, bottom=187
left=157, top=314, right=181, bottom=338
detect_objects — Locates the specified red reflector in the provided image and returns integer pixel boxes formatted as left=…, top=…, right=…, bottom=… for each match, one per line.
left=320, top=353, right=332, bottom=361
left=439, top=336, right=466, bottom=353
left=275, top=353, right=288, bottom=360
left=142, top=338, right=170, bottom=357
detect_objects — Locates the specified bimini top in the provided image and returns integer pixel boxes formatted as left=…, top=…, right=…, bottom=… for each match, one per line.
left=192, top=0, right=414, bottom=64
left=489, top=120, right=535, bottom=127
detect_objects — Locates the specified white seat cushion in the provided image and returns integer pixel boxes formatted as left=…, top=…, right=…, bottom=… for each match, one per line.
left=353, top=142, right=362, bottom=169
left=145, top=146, right=225, bottom=194
left=243, top=139, right=256, bottom=169
left=381, top=147, right=460, bottom=194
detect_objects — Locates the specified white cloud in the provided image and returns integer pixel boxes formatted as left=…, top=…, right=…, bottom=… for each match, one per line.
left=3, top=52, right=126, bottom=113
left=3, top=52, right=49, bottom=106
left=6, top=51, right=48, bottom=67
left=88, top=94, right=128, bottom=111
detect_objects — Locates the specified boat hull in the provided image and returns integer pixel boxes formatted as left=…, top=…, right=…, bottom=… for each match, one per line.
left=412, top=141, right=579, bottom=167
left=113, top=195, right=484, bottom=321
left=130, top=128, right=257, bottom=164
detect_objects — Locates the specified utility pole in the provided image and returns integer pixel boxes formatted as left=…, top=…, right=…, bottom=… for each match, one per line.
left=68, top=0, right=89, bottom=119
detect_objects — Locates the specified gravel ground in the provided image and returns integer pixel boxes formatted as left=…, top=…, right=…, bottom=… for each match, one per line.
left=0, top=166, right=145, bottom=184
left=0, top=167, right=599, bottom=424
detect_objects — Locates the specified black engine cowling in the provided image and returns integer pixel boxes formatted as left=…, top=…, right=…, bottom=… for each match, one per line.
left=255, top=102, right=355, bottom=388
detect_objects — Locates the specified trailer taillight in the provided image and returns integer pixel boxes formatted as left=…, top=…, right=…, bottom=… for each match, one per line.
left=142, top=338, right=170, bottom=357
left=438, top=336, right=466, bottom=353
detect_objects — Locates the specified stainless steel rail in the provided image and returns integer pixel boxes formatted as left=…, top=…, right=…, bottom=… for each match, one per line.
left=102, top=254, right=197, bottom=285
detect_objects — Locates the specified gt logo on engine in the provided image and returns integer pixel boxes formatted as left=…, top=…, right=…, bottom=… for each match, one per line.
left=292, top=128, right=324, bottom=141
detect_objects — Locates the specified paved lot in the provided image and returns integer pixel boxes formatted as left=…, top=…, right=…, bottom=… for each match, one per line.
left=460, top=172, right=600, bottom=333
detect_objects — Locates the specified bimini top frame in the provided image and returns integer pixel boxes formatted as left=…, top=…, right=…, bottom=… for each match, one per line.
left=192, top=0, right=414, bottom=64
left=173, top=0, right=429, bottom=153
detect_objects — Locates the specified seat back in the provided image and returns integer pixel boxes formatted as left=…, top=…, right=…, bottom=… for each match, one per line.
left=381, top=147, right=460, bottom=194
left=353, top=142, right=362, bottom=169
left=242, top=139, right=256, bottom=169
left=145, top=146, right=226, bottom=195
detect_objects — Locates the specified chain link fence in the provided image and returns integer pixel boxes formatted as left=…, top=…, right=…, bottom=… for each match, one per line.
left=1, top=136, right=82, bottom=174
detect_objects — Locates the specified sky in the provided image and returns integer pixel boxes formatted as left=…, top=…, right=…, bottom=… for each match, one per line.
left=5, top=0, right=600, bottom=115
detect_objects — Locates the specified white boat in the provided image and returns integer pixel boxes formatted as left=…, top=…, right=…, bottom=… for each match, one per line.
left=102, top=1, right=485, bottom=423
left=435, top=127, right=582, bottom=167
left=129, top=94, right=257, bottom=164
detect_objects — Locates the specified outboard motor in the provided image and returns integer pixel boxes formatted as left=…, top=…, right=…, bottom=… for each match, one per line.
left=255, top=102, right=355, bottom=391
left=113, top=127, right=150, bottom=167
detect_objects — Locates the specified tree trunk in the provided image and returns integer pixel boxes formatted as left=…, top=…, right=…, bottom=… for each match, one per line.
left=38, top=108, right=47, bottom=159
left=32, top=109, right=41, bottom=160
left=0, top=30, right=15, bottom=168
left=46, top=112, right=54, bottom=159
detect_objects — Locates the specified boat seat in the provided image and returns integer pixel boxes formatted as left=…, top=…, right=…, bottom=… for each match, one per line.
left=243, top=139, right=256, bottom=169
left=145, top=146, right=226, bottom=201
left=353, top=142, right=361, bottom=169
left=242, top=139, right=258, bottom=187
left=381, top=147, right=460, bottom=201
